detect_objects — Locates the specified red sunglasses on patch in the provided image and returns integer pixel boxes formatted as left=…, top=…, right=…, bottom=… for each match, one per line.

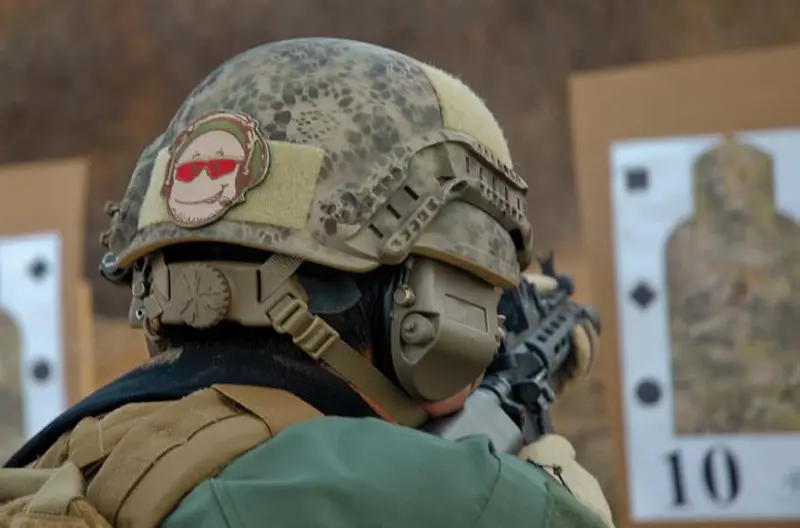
left=175, top=158, right=240, bottom=182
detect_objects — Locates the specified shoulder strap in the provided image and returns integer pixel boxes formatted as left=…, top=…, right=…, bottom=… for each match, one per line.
left=0, top=467, right=59, bottom=502
left=23, top=461, right=85, bottom=517
left=82, top=384, right=321, bottom=528
left=0, top=461, right=113, bottom=528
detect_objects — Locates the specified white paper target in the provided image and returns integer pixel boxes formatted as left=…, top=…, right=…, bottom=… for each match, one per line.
left=0, top=232, right=66, bottom=439
left=611, top=127, right=800, bottom=522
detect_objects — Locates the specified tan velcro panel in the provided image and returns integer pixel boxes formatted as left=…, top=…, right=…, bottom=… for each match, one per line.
left=83, top=385, right=321, bottom=528
left=138, top=141, right=325, bottom=230
left=417, top=62, right=512, bottom=167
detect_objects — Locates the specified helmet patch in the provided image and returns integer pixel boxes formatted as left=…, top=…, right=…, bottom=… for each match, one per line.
left=160, top=111, right=270, bottom=228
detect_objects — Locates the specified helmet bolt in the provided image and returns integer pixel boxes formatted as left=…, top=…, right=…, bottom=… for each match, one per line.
left=400, top=313, right=435, bottom=345
left=393, top=285, right=416, bottom=307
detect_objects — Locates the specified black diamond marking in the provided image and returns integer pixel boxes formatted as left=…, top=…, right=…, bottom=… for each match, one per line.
left=636, top=379, right=662, bottom=406
left=29, top=258, right=49, bottom=280
left=31, top=360, right=51, bottom=382
left=626, top=167, right=649, bottom=191
left=630, top=282, right=655, bottom=309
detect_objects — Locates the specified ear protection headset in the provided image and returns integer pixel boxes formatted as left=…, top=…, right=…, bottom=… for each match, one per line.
left=124, top=242, right=502, bottom=404
left=373, top=256, right=501, bottom=402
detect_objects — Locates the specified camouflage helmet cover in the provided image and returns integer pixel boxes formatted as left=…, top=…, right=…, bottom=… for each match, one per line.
left=101, top=38, right=533, bottom=290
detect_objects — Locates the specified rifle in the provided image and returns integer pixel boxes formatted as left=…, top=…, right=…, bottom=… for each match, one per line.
left=424, top=252, right=601, bottom=453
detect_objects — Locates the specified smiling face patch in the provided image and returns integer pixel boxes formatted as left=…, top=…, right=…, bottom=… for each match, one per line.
left=161, top=111, right=269, bottom=228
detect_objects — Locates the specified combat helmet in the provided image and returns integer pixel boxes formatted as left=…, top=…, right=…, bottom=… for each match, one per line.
left=99, top=38, right=533, bottom=427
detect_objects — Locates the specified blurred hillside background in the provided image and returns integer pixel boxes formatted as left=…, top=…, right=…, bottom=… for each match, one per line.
left=4, top=0, right=800, bottom=515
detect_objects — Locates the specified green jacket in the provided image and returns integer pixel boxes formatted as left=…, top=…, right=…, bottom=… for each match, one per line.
left=162, top=416, right=605, bottom=528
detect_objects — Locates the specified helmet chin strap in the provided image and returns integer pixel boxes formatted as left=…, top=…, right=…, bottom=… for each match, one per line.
left=132, top=252, right=429, bottom=428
